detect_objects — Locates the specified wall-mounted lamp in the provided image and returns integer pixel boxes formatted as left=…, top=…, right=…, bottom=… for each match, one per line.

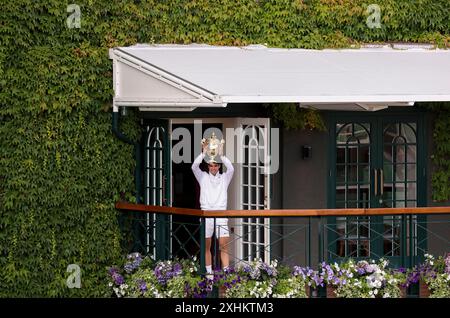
left=301, top=145, right=311, bottom=159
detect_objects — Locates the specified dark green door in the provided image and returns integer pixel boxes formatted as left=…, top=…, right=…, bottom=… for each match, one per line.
left=328, top=112, right=426, bottom=266
left=143, top=119, right=171, bottom=260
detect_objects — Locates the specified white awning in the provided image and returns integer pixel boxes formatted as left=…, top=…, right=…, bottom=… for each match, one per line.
left=109, top=44, right=450, bottom=112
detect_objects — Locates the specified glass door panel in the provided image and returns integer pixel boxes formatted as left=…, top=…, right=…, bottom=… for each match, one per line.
left=335, top=123, right=372, bottom=258
left=381, top=123, right=418, bottom=258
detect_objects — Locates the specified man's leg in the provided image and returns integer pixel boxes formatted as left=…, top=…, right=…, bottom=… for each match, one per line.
left=218, top=236, right=229, bottom=268
left=205, top=218, right=214, bottom=277
left=217, top=220, right=230, bottom=269
left=205, top=238, right=212, bottom=268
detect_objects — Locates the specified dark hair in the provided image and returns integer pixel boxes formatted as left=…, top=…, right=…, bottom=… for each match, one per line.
left=202, top=161, right=223, bottom=173
left=199, top=161, right=208, bottom=172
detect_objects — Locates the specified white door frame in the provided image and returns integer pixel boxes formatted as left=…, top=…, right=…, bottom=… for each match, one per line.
left=234, top=118, right=271, bottom=264
left=168, top=117, right=272, bottom=264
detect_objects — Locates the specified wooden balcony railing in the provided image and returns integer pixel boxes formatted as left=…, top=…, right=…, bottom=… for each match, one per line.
left=115, top=202, right=450, bottom=217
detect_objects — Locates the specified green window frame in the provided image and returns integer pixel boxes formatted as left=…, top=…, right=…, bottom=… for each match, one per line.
left=326, top=110, right=427, bottom=267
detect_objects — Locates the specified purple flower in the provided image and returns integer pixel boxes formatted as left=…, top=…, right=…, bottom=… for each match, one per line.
left=332, top=277, right=341, bottom=285
left=113, top=273, right=124, bottom=285
left=154, top=261, right=183, bottom=285
left=292, top=266, right=301, bottom=275
left=365, top=265, right=375, bottom=273
left=108, top=267, right=119, bottom=275
left=190, top=278, right=212, bottom=298
left=198, top=280, right=206, bottom=288
left=445, top=253, right=450, bottom=274
left=108, top=266, right=125, bottom=286
left=224, top=267, right=235, bottom=274
left=403, top=267, right=421, bottom=287
left=242, top=265, right=252, bottom=273
left=138, top=279, right=147, bottom=293
left=313, top=274, right=323, bottom=286
left=173, top=263, right=182, bottom=273
left=124, top=253, right=143, bottom=273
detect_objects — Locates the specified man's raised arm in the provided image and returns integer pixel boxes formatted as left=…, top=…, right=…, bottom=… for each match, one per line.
left=221, top=155, right=234, bottom=186
left=191, top=152, right=205, bottom=183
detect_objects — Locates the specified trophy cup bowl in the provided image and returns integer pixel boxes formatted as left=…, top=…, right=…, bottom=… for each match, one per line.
left=201, top=132, right=225, bottom=163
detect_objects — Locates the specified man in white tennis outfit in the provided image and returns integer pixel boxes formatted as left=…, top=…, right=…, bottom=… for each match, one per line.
left=191, top=142, right=234, bottom=277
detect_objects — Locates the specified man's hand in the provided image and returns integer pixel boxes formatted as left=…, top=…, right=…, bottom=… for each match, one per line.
left=202, top=141, right=208, bottom=154
left=218, top=143, right=224, bottom=156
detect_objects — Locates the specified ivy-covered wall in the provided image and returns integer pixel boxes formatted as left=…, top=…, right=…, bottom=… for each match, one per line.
left=0, top=0, right=449, bottom=297
left=422, top=103, right=450, bottom=202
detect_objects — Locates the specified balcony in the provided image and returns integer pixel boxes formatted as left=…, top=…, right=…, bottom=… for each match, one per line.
left=115, top=202, right=450, bottom=297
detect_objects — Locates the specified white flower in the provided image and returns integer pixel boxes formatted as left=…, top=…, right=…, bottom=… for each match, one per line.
left=358, top=260, right=369, bottom=267
left=388, top=278, right=397, bottom=285
left=366, top=265, right=374, bottom=273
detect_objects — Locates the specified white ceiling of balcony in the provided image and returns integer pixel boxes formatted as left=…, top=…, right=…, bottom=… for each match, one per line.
left=109, top=44, right=450, bottom=111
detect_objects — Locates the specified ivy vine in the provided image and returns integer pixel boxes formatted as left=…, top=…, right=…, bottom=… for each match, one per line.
left=419, top=103, right=450, bottom=202
left=264, top=103, right=327, bottom=131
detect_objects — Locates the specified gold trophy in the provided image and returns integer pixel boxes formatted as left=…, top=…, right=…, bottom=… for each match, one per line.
left=201, top=132, right=225, bottom=164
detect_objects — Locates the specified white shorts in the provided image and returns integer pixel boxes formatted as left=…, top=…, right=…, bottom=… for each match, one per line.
left=205, top=218, right=229, bottom=238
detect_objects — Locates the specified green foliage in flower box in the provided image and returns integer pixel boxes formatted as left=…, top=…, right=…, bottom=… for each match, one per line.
left=422, top=254, right=450, bottom=298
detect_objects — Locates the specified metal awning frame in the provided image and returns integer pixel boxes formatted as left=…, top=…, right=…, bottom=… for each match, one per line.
left=110, top=45, right=450, bottom=112
left=111, top=48, right=226, bottom=111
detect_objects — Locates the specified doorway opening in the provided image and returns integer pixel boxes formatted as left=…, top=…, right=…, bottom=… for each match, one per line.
left=171, top=123, right=223, bottom=260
